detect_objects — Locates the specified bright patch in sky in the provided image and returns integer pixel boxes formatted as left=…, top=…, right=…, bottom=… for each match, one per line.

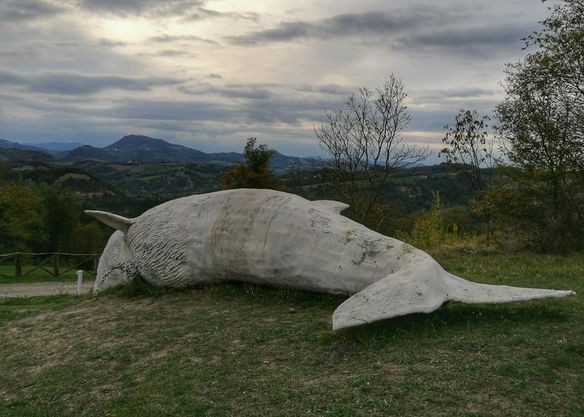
left=101, top=19, right=151, bottom=42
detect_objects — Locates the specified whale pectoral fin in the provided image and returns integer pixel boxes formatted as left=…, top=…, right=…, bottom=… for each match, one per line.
left=332, top=268, right=448, bottom=331
left=313, top=200, right=350, bottom=214
left=85, top=210, right=135, bottom=234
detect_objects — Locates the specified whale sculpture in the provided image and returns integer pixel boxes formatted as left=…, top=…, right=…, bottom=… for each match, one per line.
left=87, top=188, right=575, bottom=330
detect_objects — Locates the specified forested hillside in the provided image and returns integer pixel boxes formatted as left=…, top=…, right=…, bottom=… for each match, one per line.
left=0, top=150, right=485, bottom=255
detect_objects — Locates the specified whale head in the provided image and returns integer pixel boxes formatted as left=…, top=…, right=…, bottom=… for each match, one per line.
left=86, top=211, right=137, bottom=294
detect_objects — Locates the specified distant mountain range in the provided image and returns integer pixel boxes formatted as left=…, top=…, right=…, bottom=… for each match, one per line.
left=24, top=142, right=85, bottom=152
left=0, top=135, right=321, bottom=171
left=0, top=138, right=39, bottom=151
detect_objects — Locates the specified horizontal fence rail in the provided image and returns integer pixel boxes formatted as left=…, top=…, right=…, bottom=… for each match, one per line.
left=0, top=252, right=100, bottom=279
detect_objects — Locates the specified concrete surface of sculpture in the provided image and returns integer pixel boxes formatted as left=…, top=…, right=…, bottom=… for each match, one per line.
left=87, top=189, right=575, bottom=330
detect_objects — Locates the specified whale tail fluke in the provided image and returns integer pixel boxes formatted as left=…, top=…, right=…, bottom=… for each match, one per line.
left=85, top=210, right=135, bottom=234
left=332, top=263, right=576, bottom=331
left=444, top=273, right=575, bottom=304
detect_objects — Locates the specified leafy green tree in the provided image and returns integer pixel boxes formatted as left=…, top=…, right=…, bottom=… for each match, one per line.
left=496, top=0, right=584, bottom=250
left=525, top=0, right=584, bottom=122
left=408, top=192, right=443, bottom=250
left=0, top=163, right=8, bottom=181
left=0, top=182, right=43, bottom=251
left=40, top=185, right=80, bottom=251
left=481, top=170, right=548, bottom=249
left=221, top=138, right=283, bottom=190
left=74, top=222, right=105, bottom=253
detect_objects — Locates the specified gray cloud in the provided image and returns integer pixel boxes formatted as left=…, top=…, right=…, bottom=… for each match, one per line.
left=183, top=7, right=260, bottom=22
left=209, top=82, right=354, bottom=96
left=226, top=8, right=467, bottom=45
left=293, top=84, right=354, bottom=96
left=409, top=108, right=465, bottom=131
left=178, top=84, right=274, bottom=100
left=78, top=0, right=258, bottom=21
left=139, top=49, right=198, bottom=58
left=103, top=99, right=238, bottom=122
left=0, top=20, right=146, bottom=75
left=173, top=82, right=500, bottom=130
left=149, top=34, right=218, bottom=45
left=0, top=69, right=182, bottom=95
left=409, top=99, right=500, bottom=132
left=393, top=23, right=532, bottom=56
left=98, top=39, right=129, bottom=48
left=2, top=81, right=499, bottom=133
left=224, top=82, right=285, bottom=89
left=0, top=80, right=501, bottom=156
left=0, top=0, right=65, bottom=22
left=225, top=7, right=530, bottom=58
left=107, top=92, right=344, bottom=125
left=0, top=39, right=129, bottom=58
left=413, top=87, right=496, bottom=101
left=78, top=0, right=205, bottom=17
left=0, top=44, right=46, bottom=58
left=177, top=82, right=356, bottom=101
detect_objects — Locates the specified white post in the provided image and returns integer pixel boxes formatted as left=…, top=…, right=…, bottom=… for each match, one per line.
left=76, top=270, right=84, bottom=296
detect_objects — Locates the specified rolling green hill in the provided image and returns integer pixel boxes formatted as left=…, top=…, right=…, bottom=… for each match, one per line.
left=0, top=148, right=54, bottom=163
left=78, top=161, right=228, bottom=198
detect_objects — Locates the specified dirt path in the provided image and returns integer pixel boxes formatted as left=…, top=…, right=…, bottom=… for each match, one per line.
left=0, top=281, right=94, bottom=298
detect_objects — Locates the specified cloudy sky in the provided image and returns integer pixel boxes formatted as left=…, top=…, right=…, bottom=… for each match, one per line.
left=0, top=0, right=550, bottom=157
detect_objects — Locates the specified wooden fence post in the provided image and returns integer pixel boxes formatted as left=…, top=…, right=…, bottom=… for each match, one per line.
left=53, top=254, right=60, bottom=277
left=15, top=253, right=21, bottom=277
left=76, top=270, right=84, bottom=296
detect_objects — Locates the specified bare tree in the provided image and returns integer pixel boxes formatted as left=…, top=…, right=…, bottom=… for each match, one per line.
left=315, top=75, right=429, bottom=225
left=440, top=109, right=496, bottom=242
left=441, top=109, right=494, bottom=194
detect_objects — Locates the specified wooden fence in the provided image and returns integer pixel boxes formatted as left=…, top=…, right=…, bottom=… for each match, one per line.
left=0, top=252, right=100, bottom=278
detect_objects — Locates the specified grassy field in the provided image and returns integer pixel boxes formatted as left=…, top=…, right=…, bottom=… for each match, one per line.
left=0, top=252, right=582, bottom=417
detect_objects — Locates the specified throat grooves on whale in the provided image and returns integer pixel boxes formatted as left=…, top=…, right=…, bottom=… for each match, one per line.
left=128, top=218, right=189, bottom=288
